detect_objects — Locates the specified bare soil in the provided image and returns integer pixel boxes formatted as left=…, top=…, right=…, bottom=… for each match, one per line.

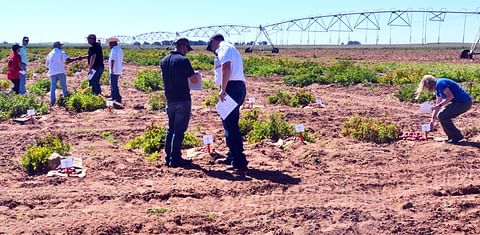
left=1, top=48, right=479, bottom=234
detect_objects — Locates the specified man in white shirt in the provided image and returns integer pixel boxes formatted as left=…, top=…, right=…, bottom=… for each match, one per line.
left=45, top=41, right=78, bottom=106
left=107, top=37, right=124, bottom=104
left=206, top=34, right=248, bottom=173
left=19, top=36, right=29, bottom=95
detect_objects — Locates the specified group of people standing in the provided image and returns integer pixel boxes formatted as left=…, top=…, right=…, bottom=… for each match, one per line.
left=6, top=37, right=29, bottom=94
left=6, top=34, right=124, bottom=106
left=161, top=34, right=249, bottom=173
left=5, top=33, right=475, bottom=173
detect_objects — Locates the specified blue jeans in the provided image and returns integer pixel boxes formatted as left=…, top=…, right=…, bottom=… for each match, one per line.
left=222, top=81, right=247, bottom=167
left=19, top=64, right=27, bottom=95
left=89, top=66, right=103, bottom=95
left=50, top=73, right=69, bottom=105
left=110, top=74, right=122, bottom=103
left=165, top=101, right=191, bottom=163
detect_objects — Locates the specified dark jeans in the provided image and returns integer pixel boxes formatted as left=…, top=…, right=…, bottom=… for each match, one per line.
left=89, top=66, right=104, bottom=95
left=10, top=79, right=20, bottom=94
left=165, top=101, right=191, bottom=163
left=222, top=81, right=247, bottom=167
left=19, top=64, right=27, bottom=95
left=438, top=101, right=472, bottom=140
left=110, top=74, right=122, bottom=103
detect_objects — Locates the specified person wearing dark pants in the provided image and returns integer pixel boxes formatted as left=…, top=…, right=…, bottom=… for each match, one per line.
left=416, top=75, right=473, bottom=143
left=7, top=44, right=22, bottom=94
left=206, top=34, right=248, bottom=172
left=222, top=81, right=247, bottom=168
left=89, top=66, right=103, bottom=95
left=11, top=79, right=20, bottom=94
left=79, top=34, right=104, bottom=95
left=161, top=37, right=200, bottom=167
left=438, top=102, right=472, bottom=141
left=165, top=101, right=192, bottom=165
left=110, top=74, right=121, bottom=102
left=107, top=37, right=124, bottom=104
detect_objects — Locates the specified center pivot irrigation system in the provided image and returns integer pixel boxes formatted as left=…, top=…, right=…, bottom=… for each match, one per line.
left=110, top=9, right=480, bottom=58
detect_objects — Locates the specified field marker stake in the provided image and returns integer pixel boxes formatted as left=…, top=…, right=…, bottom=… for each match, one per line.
left=106, top=101, right=114, bottom=113
left=27, top=109, right=35, bottom=124
left=295, top=124, right=305, bottom=143
left=421, top=124, right=431, bottom=141
left=203, top=135, right=214, bottom=153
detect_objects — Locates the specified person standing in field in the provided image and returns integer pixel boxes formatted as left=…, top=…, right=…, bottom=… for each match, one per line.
left=107, top=37, right=124, bottom=104
left=415, top=75, right=473, bottom=143
left=160, top=37, right=200, bottom=167
left=206, top=34, right=248, bottom=173
left=7, top=44, right=22, bottom=94
left=45, top=42, right=79, bottom=106
left=19, top=36, right=29, bottom=95
left=79, top=34, right=104, bottom=95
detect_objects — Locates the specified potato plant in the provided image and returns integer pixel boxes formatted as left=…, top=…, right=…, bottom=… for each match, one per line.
left=341, top=115, right=400, bottom=143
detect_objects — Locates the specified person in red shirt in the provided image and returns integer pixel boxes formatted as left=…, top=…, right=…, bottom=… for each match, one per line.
left=7, top=44, right=22, bottom=94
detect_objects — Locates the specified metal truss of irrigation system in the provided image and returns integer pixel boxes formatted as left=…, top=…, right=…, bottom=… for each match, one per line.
left=110, top=9, right=480, bottom=57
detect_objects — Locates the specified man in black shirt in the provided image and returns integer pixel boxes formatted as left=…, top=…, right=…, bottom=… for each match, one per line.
left=80, top=34, right=104, bottom=95
left=161, top=37, right=200, bottom=167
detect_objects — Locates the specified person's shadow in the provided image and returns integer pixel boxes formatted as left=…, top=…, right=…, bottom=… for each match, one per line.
left=453, top=141, right=480, bottom=149
left=184, top=164, right=301, bottom=185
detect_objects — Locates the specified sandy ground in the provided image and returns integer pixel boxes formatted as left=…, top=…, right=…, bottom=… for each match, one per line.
left=0, top=48, right=480, bottom=234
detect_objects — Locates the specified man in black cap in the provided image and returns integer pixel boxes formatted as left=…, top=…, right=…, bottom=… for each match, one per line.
left=79, top=34, right=104, bottom=95
left=206, top=34, right=248, bottom=173
left=161, top=37, right=200, bottom=167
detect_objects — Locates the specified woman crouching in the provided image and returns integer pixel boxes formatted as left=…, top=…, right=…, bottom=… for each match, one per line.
left=415, top=75, right=473, bottom=143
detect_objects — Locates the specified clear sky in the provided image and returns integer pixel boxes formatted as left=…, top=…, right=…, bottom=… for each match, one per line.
left=1, top=0, right=479, bottom=44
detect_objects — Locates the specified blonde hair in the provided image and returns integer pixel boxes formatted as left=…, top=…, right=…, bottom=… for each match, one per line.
left=415, top=75, right=436, bottom=100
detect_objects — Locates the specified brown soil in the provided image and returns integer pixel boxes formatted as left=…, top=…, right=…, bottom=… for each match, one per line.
left=257, top=48, right=475, bottom=64
left=1, top=49, right=480, bottom=234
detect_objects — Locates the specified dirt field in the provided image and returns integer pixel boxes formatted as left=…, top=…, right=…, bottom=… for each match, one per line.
left=1, top=48, right=480, bottom=234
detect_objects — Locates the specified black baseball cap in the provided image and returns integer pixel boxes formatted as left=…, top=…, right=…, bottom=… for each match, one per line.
left=206, top=33, right=224, bottom=52
left=174, top=37, right=193, bottom=51
left=52, top=41, right=64, bottom=48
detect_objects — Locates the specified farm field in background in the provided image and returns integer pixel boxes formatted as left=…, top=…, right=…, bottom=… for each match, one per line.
left=0, top=47, right=479, bottom=234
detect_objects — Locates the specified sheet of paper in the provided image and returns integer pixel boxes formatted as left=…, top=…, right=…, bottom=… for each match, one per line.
left=216, top=95, right=238, bottom=120
left=189, top=72, right=203, bottom=90
left=61, top=157, right=73, bottom=168
left=87, top=69, right=96, bottom=81
left=27, top=109, right=35, bottom=116
left=421, top=124, right=431, bottom=132
left=295, top=124, right=305, bottom=133
left=203, top=135, right=214, bottom=144
left=418, top=102, right=433, bottom=113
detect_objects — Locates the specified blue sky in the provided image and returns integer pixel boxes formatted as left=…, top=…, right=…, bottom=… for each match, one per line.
left=1, top=0, right=479, bottom=44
